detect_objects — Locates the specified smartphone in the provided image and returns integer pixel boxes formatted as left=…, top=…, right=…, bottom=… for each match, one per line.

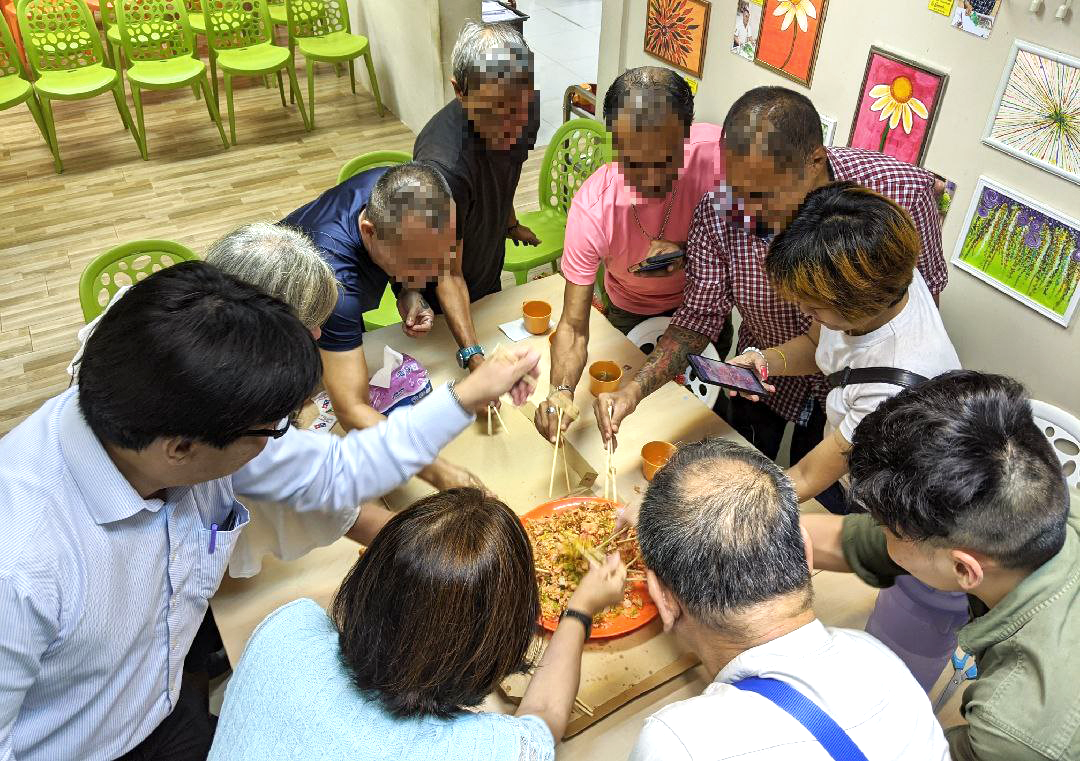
left=628, top=249, right=685, bottom=274
left=687, top=354, right=770, bottom=396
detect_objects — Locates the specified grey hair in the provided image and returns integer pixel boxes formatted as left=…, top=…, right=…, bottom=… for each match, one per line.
left=367, top=162, right=454, bottom=242
left=637, top=438, right=811, bottom=630
left=450, top=20, right=532, bottom=95
left=205, top=222, right=339, bottom=330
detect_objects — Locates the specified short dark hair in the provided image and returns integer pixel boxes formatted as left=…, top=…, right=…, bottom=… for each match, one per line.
left=78, top=261, right=321, bottom=450
left=767, top=181, right=918, bottom=321
left=603, top=66, right=694, bottom=133
left=366, top=162, right=454, bottom=242
left=848, top=371, right=1069, bottom=571
left=723, top=86, right=823, bottom=169
left=637, top=438, right=811, bottom=630
left=331, top=488, right=539, bottom=718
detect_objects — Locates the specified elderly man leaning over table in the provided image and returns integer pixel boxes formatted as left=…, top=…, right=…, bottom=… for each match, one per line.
left=0, top=262, right=540, bottom=761
left=536, top=66, right=726, bottom=441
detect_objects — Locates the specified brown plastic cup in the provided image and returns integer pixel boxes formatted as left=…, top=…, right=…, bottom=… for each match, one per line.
left=589, top=360, right=622, bottom=394
left=522, top=300, right=551, bottom=334
left=641, top=441, right=677, bottom=481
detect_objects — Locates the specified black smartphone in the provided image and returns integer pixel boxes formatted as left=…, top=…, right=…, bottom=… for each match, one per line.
left=687, top=354, right=770, bottom=396
left=628, top=249, right=685, bottom=274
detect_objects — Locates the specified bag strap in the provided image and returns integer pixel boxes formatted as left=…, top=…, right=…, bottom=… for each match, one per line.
left=732, top=677, right=870, bottom=761
left=826, top=366, right=929, bottom=390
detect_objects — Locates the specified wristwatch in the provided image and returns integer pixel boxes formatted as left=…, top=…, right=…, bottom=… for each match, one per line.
left=559, top=608, right=593, bottom=641
left=457, top=344, right=485, bottom=369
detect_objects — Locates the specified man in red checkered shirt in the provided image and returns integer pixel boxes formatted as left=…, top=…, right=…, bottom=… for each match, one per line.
left=595, top=87, right=947, bottom=498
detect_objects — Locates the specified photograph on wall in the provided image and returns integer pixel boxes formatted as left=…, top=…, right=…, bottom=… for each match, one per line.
left=950, top=0, right=1001, bottom=39
left=730, top=0, right=763, bottom=62
left=820, top=114, right=837, bottom=145
left=982, top=40, right=1080, bottom=186
left=644, top=0, right=712, bottom=79
left=931, top=171, right=957, bottom=221
left=753, top=0, right=829, bottom=87
left=952, top=176, right=1080, bottom=327
left=848, top=47, right=948, bottom=166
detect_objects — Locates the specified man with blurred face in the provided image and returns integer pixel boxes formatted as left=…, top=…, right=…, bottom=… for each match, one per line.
left=413, top=20, right=540, bottom=378
left=536, top=66, right=726, bottom=443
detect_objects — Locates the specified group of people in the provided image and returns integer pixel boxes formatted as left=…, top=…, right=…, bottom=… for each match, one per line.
left=0, top=16, right=1077, bottom=761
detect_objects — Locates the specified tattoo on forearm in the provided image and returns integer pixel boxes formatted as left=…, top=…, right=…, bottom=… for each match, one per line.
left=635, top=326, right=709, bottom=398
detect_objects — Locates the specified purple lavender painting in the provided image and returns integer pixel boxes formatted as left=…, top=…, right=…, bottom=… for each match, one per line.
left=953, top=177, right=1080, bottom=326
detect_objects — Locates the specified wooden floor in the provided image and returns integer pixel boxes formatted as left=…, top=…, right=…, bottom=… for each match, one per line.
left=0, top=64, right=545, bottom=434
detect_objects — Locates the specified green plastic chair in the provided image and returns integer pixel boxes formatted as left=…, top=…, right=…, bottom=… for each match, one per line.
left=100, top=0, right=122, bottom=68
left=504, top=118, right=611, bottom=285
left=117, top=0, right=228, bottom=158
left=17, top=0, right=141, bottom=173
left=0, top=12, right=58, bottom=164
left=78, top=239, right=198, bottom=321
left=337, top=149, right=410, bottom=330
left=203, top=0, right=309, bottom=144
left=285, top=0, right=382, bottom=128
left=184, top=0, right=204, bottom=35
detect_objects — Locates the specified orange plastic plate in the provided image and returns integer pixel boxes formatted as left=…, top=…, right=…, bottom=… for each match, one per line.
left=521, top=496, right=658, bottom=639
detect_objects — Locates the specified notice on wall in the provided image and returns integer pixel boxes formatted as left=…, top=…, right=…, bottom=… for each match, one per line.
left=928, top=0, right=953, bottom=15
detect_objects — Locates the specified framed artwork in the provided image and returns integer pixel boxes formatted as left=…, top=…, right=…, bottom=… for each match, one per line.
left=950, top=0, right=1002, bottom=39
left=931, top=171, right=957, bottom=221
left=952, top=176, right=1080, bottom=327
left=730, top=0, right=763, bottom=63
left=848, top=47, right=948, bottom=166
left=644, top=0, right=712, bottom=79
left=982, top=40, right=1080, bottom=186
left=820, top=114, right=837, bottom=145
left=753, top=0, right=829, bottom=87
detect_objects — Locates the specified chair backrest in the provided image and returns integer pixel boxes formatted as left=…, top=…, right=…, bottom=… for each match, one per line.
left=1030, top=400, right=1080, bottom=490
left=203, top=0, right=271, bottom=51
left=100, top=0, right=115, bottom=28
left=78, top=240, right=199, bottom=322
left=116, top=0, right=194, bottom=62
left=0, top=4, right=30, bottom=77
left=184, top=0, right=200, bottom=13
left=17, top=0, right=105, bottom=73
left=337, top=149, right=410, bottom=183
left=537, top=117, right=611, bottom=216
left=285, top=0, right=347, bottom=41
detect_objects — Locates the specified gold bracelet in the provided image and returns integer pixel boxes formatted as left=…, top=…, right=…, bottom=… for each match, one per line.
left=767, top=347, right=788, bottom=373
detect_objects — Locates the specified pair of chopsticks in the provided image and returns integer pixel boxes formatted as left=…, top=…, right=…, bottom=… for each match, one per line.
left=487, top=403, right=508, bottom=436
left=547, top=407, right=572, bottom=497
left=602, top=401, right=618, bottom=504
left=526, top=648, right=595, bottom=716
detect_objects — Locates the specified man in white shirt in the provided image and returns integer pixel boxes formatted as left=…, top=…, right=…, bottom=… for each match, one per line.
left=0, top=262, right=539, bottom=761
left=630, top=437, right=949, bottom=761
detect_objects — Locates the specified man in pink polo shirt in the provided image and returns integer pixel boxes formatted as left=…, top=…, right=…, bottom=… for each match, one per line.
left=535, top=67, right=725, bottom=441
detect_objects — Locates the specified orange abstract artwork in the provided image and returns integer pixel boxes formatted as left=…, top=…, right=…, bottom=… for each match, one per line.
left=643, top=0, right=712, bottom=79
left=753, top=0, right=829, bottom=87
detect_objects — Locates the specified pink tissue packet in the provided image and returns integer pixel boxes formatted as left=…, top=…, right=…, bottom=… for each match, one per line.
left=367, top=346, right=432, bottom=415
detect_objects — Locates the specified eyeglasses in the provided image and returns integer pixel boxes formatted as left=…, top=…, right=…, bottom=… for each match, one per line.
left=239, top=410, right=300, bottom=440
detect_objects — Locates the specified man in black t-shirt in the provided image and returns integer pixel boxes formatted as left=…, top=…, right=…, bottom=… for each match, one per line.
left=413, top=19, right=540, bottom=375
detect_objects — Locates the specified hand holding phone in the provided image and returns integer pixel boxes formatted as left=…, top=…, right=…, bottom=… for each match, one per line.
left=628, top=248, right=685, bottom=276
left=687, top=354, right=773, bottom=397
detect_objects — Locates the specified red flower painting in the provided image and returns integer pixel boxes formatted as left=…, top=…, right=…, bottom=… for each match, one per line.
left=643, top=0, right=711, bottom=78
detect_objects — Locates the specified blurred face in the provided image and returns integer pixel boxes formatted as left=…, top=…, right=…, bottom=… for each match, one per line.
left=884, top=531, right=966, bottom=592
left=723, top=141, right=822, bottom=236
left=613, top=110, right=688, bottom=201
left=457, top=75, right=535, bottom=152
left=379, top=214, right=457, bottom=290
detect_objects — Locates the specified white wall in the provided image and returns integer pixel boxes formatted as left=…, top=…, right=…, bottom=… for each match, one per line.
left=599, top=0, right=1080, bottom=412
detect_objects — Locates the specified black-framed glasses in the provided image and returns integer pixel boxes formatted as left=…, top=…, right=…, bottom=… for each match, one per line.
left=239, top=410, right=300, bottom=439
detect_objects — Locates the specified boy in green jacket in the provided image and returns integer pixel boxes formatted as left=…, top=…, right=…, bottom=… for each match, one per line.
left=804, top=370, right=1079, bottom=761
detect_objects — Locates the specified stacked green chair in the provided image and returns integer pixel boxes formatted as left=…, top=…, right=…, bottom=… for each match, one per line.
left=184, top=0, right=204, bottom=37
left=0, top=12, right=59, bottom=165
left=78, top=239, right=198, bottom=321
left=337, top=149, right=409, bottom=331
left=285, top=0, right=382, bottom=128
left=17, top=0, right=141, bottom=172
left=203, top=0, right=309, bottom=143
left=100, top=0, right=122, bottom=68
left=503, top=118, right=611, bottom=285
left=116, top=0, right=228, bottom=158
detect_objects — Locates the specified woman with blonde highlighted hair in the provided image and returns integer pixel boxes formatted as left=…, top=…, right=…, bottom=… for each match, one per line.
left=729, top=181, right=960, bottom=510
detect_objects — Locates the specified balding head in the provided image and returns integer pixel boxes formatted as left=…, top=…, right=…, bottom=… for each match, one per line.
left=637, top=438, right=811, bottom=630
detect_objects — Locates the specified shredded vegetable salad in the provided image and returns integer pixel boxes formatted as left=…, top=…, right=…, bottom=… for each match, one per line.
left=524, top=500, right=647, bottom=626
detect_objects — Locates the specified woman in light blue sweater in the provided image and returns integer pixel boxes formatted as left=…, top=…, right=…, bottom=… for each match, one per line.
left=210, top=488, right=627, bottom=761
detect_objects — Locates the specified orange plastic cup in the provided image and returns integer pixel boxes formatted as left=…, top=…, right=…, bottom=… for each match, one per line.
left=589, top=361, right=622, bottom=394
left=522, top=300, right=551, bottom=334
left=641, top=441, right=677, bottom=481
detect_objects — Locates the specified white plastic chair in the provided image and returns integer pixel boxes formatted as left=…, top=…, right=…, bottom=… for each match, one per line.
left=626, top=316, right=721, bottom=410
left=1030, top=400, right=1080, bottom=490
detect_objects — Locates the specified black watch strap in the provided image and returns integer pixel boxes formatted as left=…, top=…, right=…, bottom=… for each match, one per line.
left=559, top=608, right=593, bottom=641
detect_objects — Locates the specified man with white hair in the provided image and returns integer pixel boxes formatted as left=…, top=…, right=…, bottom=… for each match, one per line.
left=413, top=20, right=540, bottom=376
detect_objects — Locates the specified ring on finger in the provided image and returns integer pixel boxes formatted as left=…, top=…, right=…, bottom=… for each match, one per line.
left=546, top=405, right=556, bottom=414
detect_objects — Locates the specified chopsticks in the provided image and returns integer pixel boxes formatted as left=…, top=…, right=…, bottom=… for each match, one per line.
left=526, top=645, right=595, bottom=716
left=603, top=401, right=618, bottom=504
left=548, top=407, right=572, bottom=497
left=487, top=403, right=508, bottom=436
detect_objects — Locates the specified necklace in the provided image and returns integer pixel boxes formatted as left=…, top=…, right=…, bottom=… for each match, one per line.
left=631, top=181, right=678, bottom=241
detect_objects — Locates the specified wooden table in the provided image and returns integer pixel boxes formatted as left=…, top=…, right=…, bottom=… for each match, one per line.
left=209, top=274, right=914, bottom=757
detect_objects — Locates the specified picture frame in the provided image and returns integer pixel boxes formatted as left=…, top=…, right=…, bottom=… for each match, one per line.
left=950, top=0, right=1002, bottom=39
left=951, top=176, right=1080, bottom=327
left=982, top=40, right=1080, bottom=187
left=730, top=0, right=763, bottom=63
left=820, top=114, right=837, bottom=146
left=644, top=0, right=713, bottom=79
left=848, top=47, right=948, bottom=166
left=753, top=0, right=829, bottom=88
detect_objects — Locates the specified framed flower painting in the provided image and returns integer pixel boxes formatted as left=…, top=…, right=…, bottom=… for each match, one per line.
left=644, top=0, right=712, bottom=79
left=848, top=47, right=948, bottom=166
left=753, top=0, right=829, bottom=87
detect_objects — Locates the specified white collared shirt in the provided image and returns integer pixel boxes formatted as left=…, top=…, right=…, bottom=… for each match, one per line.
left=629, top=619, right=950, bottom=760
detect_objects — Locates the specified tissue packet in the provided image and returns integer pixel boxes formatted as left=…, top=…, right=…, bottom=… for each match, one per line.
left=368, top=352, right=432, bottom=415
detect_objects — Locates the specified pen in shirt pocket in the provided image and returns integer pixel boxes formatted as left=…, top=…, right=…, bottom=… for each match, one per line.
left=208, top=510, right=239, bottom=554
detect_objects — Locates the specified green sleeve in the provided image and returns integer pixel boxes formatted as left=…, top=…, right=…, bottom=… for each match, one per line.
left=946, top=722, right=1055, bottom=761
left=840, top=514, right=906, bottom=589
